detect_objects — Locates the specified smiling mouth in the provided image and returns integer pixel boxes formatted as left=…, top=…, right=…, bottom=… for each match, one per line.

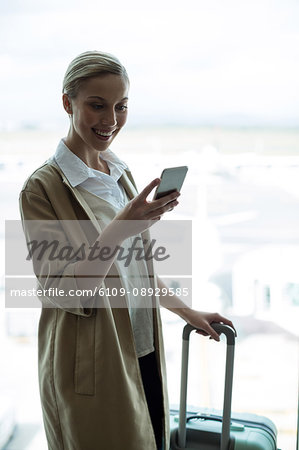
left=92, top=128, right=116, bottom=138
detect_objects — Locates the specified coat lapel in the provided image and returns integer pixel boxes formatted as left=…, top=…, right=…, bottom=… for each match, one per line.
left=48, top=161, right=105, bottom=235
left=119, top=170, right=139, bottom=199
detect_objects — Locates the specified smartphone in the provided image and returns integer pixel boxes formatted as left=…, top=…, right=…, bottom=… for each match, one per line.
left=153, top=166, right=188, bottom=200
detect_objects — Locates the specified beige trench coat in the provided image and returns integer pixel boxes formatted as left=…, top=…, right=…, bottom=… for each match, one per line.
left=19, top=160, right=170, bottom=450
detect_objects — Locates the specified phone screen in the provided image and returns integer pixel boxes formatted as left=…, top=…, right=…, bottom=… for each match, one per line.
left=154, top=166, right=188, bottom=200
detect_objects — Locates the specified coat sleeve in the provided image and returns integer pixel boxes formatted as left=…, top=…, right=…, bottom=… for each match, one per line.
left=19, top=189, right=96, bottom=317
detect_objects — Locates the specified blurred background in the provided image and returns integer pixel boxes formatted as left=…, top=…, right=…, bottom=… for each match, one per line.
left=0, top=0, right=298, bottom=448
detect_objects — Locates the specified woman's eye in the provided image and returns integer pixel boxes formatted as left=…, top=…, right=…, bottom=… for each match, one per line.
left=116, top=105, right=128, bottom=112
left=91, top=104, right=103, bottom=110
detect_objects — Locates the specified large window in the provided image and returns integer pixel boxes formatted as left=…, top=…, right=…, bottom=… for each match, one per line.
left=1, top=1, right=298, bottom=449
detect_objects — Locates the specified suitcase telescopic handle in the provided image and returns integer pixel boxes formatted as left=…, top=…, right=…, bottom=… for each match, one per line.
left=178, top=323, right=236, bottom=450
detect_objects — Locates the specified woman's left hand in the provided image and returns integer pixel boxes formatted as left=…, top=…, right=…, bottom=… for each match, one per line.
left=157, top=278, right=236, bottom=342
left=183, top=310, right=236, bottom=342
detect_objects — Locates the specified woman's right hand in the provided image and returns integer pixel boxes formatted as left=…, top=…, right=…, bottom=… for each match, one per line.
left=110, top=178, right=180, bottom=239
left=74, top=178, right=180, bottom=292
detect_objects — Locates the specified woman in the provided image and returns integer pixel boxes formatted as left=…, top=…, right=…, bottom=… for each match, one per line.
left=19, top=51, right=235, bottom=450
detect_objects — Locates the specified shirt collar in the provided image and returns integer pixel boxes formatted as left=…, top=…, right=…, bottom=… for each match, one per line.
left=53, top=139, right=128, bottom=187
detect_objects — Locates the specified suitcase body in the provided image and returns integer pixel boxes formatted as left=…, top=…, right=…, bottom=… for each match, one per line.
left=169, top=323, right=278, bottom=450
left=170, top=408, right=277, bottom=449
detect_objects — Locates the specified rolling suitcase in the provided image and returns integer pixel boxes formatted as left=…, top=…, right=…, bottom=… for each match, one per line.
left=170, top=323, right=278, bottom=450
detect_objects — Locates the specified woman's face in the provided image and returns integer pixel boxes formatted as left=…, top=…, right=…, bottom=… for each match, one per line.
left=64, top=74, right=129, bottom=152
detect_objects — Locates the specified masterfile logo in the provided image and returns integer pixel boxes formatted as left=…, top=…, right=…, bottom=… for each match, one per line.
left=5, top=219, right=192, bottom=308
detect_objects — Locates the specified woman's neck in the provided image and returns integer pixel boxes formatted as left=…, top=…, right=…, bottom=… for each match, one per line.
left=64, top=134, right=110, bottom=174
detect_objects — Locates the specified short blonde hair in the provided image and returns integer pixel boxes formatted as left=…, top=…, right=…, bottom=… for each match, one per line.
left=62, top=50, right=129, bottom=98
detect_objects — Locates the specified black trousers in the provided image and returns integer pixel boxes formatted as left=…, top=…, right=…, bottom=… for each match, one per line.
left=138, top=351, right=164, bottom=450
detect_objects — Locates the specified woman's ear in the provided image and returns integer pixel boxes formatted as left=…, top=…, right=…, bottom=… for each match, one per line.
left=62, top=94, right=73, bottom=115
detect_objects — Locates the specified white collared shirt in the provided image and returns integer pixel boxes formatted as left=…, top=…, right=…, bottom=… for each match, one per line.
left=51, top=139, right=129, bottom=210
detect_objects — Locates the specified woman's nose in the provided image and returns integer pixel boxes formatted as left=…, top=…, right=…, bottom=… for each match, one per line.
left=101, top=109, right=117, bottom=127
